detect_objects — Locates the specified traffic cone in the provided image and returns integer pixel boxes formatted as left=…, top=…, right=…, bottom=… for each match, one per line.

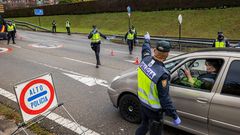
left=133, top=57, right=140, bottom=65
left=111, top=49, right=115, bottom=56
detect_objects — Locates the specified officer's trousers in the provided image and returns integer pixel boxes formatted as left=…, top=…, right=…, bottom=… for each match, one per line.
left=135, top=105, right=163, bottom=135
left=52, top=26, right=56, bottom=33
left=66, top=27, right=71, bottom=35
left=127, top=39, right=134, bottom=54
left=7, top=31, right=15, bottom=44
left=91, top=43, right=101, bottom=65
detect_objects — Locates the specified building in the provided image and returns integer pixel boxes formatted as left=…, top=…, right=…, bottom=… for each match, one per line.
left=2, top=0, right=58, bottom=10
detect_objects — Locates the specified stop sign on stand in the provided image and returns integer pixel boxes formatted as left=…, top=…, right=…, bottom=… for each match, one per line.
left=14, top=73, right=58, bottom=123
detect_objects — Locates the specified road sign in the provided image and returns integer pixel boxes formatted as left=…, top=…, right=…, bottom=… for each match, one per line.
left=34, top=9, right=44, bottom=16
left=0, top=4, right=4, bottom=13
left=127, top=6, right=131, bottom=17
left=14, top=73, right=58, bottom=123
left=178, top=14, right=183, bottom=24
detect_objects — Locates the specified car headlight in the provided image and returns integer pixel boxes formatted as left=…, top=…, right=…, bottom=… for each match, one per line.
left=112, top=75, right=121, bottom=82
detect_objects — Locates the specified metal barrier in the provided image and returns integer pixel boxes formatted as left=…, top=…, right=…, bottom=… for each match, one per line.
left=6, top=20, right=239, bottom=50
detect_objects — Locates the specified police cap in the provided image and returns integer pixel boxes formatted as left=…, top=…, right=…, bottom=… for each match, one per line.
left=156, top=41, right=171, bottom=52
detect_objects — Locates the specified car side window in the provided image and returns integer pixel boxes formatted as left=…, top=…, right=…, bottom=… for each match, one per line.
left=171, top=58, right=223, bottom=92
left=221, top=60, right=240, bottom=97
left=165, top=59, right=183, bottom=71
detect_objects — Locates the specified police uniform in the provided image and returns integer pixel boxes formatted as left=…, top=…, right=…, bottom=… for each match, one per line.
left=88, top=26, right=107, bottom=68
left=135, top=40, right=180, bottom=135
left=125, top=30, right=135, bottom=54
left=213, top=32, right=229, bottom=48
left=66, top=20, right=71, bottom=35
left=7, top=23, right=16, bottom=44
left=52, top=20, right=56, bottom=33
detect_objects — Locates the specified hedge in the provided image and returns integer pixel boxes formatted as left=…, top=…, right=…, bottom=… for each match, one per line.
left=4, top=0, right=240, bottom=18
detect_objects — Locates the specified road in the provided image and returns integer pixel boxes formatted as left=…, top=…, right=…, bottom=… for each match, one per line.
left=0, top=30, right=189, bottom=135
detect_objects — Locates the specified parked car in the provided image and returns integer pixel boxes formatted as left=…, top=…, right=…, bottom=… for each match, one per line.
left=0, top=16, right=7, bottom=40
left=108, top=48, right=240, bottom=135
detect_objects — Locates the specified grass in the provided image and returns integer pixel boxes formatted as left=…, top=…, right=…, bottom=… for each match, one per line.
left=9, top=7, right=240, bottom=39
left=0, top=103, right=53, bottom=135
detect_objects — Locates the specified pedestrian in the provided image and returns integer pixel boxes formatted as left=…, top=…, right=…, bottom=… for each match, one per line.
left=125, top=29, right=135, bottom=55
left=52, top=20, right=56, bottom=33
left=131, top=25, right=137, bottom=46
left=135, top=33, right=181, bottom=135
left=88, top=25, right=108, bottom=68
left=11, top=20, right=16, bottom=38
left=212, top=32, right=230, bottom=48
left=66, top=19, right=71, bottom=35
left=7, top=21, right=16, bottom=45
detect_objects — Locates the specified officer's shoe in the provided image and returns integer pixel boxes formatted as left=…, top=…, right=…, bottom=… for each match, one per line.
left=13, top=42, right=16, bottom=44
left=96, top=65, right=99, bottom=68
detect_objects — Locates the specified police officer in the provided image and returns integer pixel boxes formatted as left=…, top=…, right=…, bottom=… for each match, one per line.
left=125, top=29, right=135, bottom=55
left=66, top=19, right=71, bottom=35
left=136, top=33, right=181, bottom=135
left=7, top=21, right=16, bottom=45
left=213, top=32, right=230, bottom=48
left=88, top=25, right=108, bottom=68
left=131, top=25, right=137, bottom=46
left=52, top=20, right=56, bottom=33
left=12, top=20, right=16, bottom=38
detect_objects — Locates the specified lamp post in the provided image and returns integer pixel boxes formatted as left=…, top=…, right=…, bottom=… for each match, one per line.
left=127, top=6, right=131, bottom=30
left=178, top=14, right=183, bottom=51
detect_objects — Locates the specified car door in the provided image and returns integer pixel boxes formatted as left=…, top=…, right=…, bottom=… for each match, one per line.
left=209, top=57, right=240, bottom=135
left=168, top=56, right=227, bottom=135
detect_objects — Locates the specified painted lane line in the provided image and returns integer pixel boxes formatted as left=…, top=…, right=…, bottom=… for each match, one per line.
left=63, top=73, right=108, bottom=87
left=26, top=60, right=109, bottom=88
left=0, top=47, right=10, bottom=53
left=0, top=88, right=100, bottom=135
left=124, top=60, right=135, bottom=63
left=10, top=44, right=22, bottom=48
left=63, top=57, right=96, bottom=66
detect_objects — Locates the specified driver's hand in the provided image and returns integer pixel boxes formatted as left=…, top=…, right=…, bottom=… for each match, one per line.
left=184, top=69, right=191, bottom=77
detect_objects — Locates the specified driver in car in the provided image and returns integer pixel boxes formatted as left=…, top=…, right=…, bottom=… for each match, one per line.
left=182, top=59, right=221, bottom=89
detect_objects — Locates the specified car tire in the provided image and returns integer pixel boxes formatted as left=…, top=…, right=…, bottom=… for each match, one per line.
left=119, top=94, right=141, bottom=123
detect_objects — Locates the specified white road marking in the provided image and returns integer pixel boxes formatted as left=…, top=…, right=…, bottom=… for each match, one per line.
left=63, top=57, right=96, bottom=66
left=0, top=47, right=9, bottom=53
left=10, top=45, right=22, bottom=48
left=124, top=60, right=135, bottom=63
left=63, top=73, right=108, bottom=87
left=0, top=88, right=100, bottom=135
left=26, top=60, right=109, bottom=88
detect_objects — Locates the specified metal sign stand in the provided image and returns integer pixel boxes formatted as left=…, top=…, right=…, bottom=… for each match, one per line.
left=11, top=103, right=87, bottom=135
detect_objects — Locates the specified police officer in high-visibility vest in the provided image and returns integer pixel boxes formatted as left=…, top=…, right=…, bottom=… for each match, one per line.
left=213, top=32, right=230, bottom=48
left=12, top=20, right=16, bottom=38
left=125, top=29, right=135, bottom=55
left=135, top=33, right=181, bottom=135
left=88, top=25, right=108, bottom=68
left=7, top=21, right=16, bottom=45
left=66, top=19, right=71, bottom=35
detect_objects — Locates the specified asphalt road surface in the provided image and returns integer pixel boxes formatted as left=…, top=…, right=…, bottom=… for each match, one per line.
left=0, top=30, right=191, bottom=135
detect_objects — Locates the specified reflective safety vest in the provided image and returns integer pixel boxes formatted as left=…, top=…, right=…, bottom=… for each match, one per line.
left=127, top=32, right=134, bottom=40
left=215, top=40, right=226, bottom=48
left=91, top=32, right=101, bottom=43
left=7, top=25, right=14, bottom=32
left=137, top=57, right=169, bottom=110
left=66, top=21, right=70, bottom=27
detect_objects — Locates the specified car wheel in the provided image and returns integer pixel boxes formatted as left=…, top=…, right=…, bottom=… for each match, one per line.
left=119, top=94, right=141, bottom=123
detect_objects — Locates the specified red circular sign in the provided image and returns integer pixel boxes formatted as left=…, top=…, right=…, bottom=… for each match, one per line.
left=20, top=79, right=55, bottom=115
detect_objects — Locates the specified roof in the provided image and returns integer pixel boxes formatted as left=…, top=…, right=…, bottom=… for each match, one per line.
left=194, top=48, right=240, bottom=53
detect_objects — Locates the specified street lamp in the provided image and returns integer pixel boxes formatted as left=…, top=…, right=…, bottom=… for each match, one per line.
left=178, top=14, right=183, bottom=51
left=127, top=6, right=131, bottom=30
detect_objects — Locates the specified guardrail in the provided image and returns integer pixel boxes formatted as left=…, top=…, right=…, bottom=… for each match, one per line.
left=6, top=20, right=51, bottom=32
left=6, top=20, right=240, bottom=50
